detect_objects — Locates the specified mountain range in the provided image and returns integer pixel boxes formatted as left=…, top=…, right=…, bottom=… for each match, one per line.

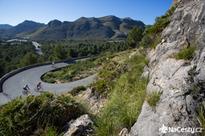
left=0, top=16, right=145, bottom=41
left=0, top=24, right=13, bottom=30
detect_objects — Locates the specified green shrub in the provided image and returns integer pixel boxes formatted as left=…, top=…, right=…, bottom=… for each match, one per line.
left=127, top=27, right=144, bottom=48
left=94, top=54, right=147, bottom=136
left=139, top=34, right=153, bottom=48
left=41, top=127, right=58, bottom=136
left=20, top=52, right=38, bottom=66
left=147, top=16, right=170, bottom=35
left=146, top=91, right=161, bottom=108
left=197, top=105, right=205, bottom=135
left=93, top=79, right=107, bottom=94
left=92, top=60, right=128, bottom=95
left=0, top=92, right=86, bottom=136
left=175, top=46, right=196, bottom=60
left=70, top=86, right=87, bottom=96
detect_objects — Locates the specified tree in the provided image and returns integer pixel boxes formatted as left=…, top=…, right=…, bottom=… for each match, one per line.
left=54, top=45, right=67, bottom=60
left=127, top=27, right=144, bottom=48
left=0, top=61, right=5, bottom=77
left=20, top=53, right=38, bottom=66
left=140, top=35, right=152, bottom=48
left=66, top=49, right=73, bottom=59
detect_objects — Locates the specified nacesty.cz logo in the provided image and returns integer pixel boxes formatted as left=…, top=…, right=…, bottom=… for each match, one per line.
left=159, top=124, right=203, bottom=134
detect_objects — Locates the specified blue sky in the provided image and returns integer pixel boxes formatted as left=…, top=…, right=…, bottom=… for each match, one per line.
left=0, top=0, right=173, bottom=26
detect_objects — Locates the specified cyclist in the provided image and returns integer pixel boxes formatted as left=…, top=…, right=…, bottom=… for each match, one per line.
left=23, top=84, right=30, bottom=95
left=37, top=82, right=42, bottom=91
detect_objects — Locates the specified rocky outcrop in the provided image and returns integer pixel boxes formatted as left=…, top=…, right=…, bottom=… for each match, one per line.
left=130, top=0, right=205, bottom=136
left=64, top=114, right=93, bottom=136
left=119, top=128, right=129, bottom=136
left=76, top=88, right=106, bottom=114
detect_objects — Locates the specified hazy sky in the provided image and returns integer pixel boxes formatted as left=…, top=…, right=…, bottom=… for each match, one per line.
left=0, top=0, right=173, bottom=26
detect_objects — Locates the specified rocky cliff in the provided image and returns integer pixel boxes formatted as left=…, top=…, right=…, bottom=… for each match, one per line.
left=130, top=0, right=205, bottom=135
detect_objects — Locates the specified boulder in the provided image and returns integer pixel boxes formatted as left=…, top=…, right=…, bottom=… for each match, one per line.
left=119, top=128, right=129, bottom=136
left=64, top=114, right=93, bottom=136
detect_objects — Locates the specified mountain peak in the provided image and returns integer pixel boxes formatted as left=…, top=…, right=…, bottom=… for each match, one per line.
left=19, top=20, right=44, bottom=26
left=23, top=20, right=36, bottom=23
left=102, top=15, right=118, bottom=18
left=48, top=19, right=62, bottom=27
left=123, top=17, right=133, bottom=21
left=99, top=15, right=121, bottom=21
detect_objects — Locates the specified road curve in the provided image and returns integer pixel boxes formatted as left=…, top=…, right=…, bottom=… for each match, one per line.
left=0, top=62, right=96, bottom=106
left=32, top=41, right=43, bottom=55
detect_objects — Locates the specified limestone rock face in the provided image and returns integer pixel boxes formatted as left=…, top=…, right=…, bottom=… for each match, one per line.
left=64, top=114, right=93, bottom=136
left=130, top=0, right=205, bottom=136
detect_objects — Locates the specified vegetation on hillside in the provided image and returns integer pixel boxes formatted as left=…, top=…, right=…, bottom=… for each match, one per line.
left=127, top=27, right=144, bottom=47
left=42, top=58, right=101, bottom=83
left=175, top=46, right=196, bottom=60
left=0, top=92, right=86, bottom=136
left=20, top=52, right=38, bottom=66
left=0, top=41, right=37, bottom=77
left=41, top=40, right=136, bottom=84
left=140, top=5, right=176, bottom=48
left=41, top=40, right=129, bottom=61
left=70, top=86, right=87, bottom=96
left=91, top=6, right=176, bottom=135
left=94, top=52, right=148, bottom=136
left=91, top=51, right=132, bottom=95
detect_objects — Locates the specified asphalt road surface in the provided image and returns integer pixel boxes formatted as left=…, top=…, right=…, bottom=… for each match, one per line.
left=0, top=62, right=96, bottom=106
left=32, top=41, right=43, bottom=55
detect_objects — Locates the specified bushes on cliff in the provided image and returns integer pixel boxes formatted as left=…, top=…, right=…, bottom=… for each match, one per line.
left=146, top=91, right=162, bottom=108
left=140, top=6, right=176, bottom=48
left=175, top=46, right=196, bottom=60
left=0, top=92, right=86, bottom=136
left=147, top=5, right=175, bottom=35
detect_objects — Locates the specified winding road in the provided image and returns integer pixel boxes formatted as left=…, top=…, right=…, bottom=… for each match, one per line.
left=0, top=61, right=96, bottom=106
left=32, top=41, right=43, bottom=55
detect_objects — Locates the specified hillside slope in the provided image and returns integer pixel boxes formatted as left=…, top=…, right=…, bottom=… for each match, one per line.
left=130, top=0, right=205, bottom=135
